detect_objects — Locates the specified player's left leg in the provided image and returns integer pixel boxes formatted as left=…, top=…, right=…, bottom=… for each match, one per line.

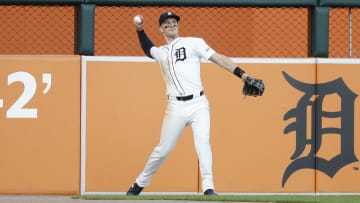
left=189, top=96, right=217, bottom=195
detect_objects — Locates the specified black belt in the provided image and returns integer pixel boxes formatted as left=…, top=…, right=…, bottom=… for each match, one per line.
left=175, top=91, right=204, bottom=101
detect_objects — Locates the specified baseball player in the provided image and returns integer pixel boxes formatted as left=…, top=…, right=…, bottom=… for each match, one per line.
left=127, top=11, right=264, bottom=196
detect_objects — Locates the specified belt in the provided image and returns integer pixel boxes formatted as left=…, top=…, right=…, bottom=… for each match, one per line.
left=169, top=90, right=204, bottom=101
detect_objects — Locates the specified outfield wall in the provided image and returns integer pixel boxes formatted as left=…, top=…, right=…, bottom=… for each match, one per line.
left=0, top=56, right=81, bottom=194
left=1, top=56, right=359, bottom=194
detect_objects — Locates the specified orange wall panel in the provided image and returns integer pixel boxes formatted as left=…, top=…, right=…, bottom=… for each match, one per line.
left=0, top=55, right=81, bottom=194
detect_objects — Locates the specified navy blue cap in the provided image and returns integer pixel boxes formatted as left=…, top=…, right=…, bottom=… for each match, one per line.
left=159, top=11, right=180, bottom=26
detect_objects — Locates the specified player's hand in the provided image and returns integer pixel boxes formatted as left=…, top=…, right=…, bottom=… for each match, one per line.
left=133, top=15, right=144, bottom=31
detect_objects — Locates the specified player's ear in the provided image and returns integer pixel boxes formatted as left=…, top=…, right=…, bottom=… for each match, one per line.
left=159, top=26, right=164, bottom=33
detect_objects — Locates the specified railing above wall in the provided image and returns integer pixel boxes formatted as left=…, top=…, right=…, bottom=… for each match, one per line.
left=85, top=0, right=318, bottom=7
left=320, top=0, right=360, bottom=7
left=3, top=0, right=360, bottom=8
left=0, top=0, right=318, bottom=6
left=0, top=0, right=83, bottom=5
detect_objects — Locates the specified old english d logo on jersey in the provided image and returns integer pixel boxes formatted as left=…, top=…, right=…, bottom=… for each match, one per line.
left=174, top=47, right=186, bottom=63
left=281, top=71, right=358, bottom=187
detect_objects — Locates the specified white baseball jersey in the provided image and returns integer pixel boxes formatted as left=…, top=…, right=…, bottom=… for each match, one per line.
left=150, top=37, right=215, bottom=96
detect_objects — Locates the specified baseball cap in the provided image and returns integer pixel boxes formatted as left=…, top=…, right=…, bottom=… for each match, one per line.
left=159, top=11, right=180, bottom=26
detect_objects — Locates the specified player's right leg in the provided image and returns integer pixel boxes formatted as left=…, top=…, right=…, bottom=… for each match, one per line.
left=127, top=101, right=186, bottom=195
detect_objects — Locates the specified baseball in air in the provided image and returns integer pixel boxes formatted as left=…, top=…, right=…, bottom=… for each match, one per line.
left=133, top=15, right=142, bottom=24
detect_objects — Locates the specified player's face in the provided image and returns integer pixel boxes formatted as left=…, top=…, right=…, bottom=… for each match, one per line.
left=160, top=18, right=179, bottom=37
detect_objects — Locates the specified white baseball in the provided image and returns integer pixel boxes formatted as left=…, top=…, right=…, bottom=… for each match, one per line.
left=133, top=15, right=142, bottom=24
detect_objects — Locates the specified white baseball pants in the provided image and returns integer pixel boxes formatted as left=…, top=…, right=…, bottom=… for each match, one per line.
left=135, top=95, right=214, bottom=192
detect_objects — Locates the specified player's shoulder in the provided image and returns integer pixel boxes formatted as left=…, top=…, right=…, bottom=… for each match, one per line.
left=155, top=44, right=169, bottom=51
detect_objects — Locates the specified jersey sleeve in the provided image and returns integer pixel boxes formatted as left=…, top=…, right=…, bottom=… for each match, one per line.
left=137, top=30, right=154, bottom=58
left=193, top=38, right=215, bottom=60
left=150, top=46, right=161, bottom=62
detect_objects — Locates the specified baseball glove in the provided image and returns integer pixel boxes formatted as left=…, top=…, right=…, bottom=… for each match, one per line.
left=243, top=76, right=265, bottom=96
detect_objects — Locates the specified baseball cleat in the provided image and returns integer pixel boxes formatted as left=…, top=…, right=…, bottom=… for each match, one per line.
left=126, top=182, right=144, bottom=195
left=204, top=189, right=218, bottom=196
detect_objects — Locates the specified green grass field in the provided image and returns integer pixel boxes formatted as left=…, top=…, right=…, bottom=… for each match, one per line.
left=78, top=195, right=360, bottom=203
